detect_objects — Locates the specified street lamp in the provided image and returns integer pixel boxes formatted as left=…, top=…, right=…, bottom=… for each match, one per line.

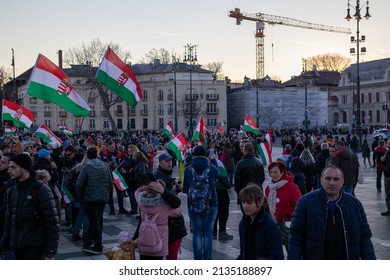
left=301, top=59, right=318, bottom=131
left=11, top=48, right=17, bottom=103
left=172, top=56, right=178, bottom=133
left=346, top=0, right=371, bottom=144
left=184, top=44, right=198, bottom=139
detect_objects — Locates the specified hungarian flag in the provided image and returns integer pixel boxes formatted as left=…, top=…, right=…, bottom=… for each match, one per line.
left=112, top=169, right=128, bottom=191
left=96, top=47, right=142, bottom=108
left=63, top=129, right=73, bottom=137
left=163, top=121, right=175, bottom=139
left=310, top=133, right=316, bottom=144
left=27, top=54, right=91, bottom=117
left=62, top=185, right=74, bottom=204
left=214, top=158, right=228, bottom=178
left=238, top=125, right=248, bottom=139
left=257, top=130, right=272, bottom=165
left=217, top=125, right=225, bottom=136
left=167, top=133, right=188, bottom=161
left=33, top=123, right=63, bottom=146
left=193, top=116, right=207, bottom=146
left=243, top=114, right=259, bottom=135
left=4, top=125, right=17, bottom=135
left=2, top=99, right=35, bottom=129
left=57, top=124, right=66, bottom=130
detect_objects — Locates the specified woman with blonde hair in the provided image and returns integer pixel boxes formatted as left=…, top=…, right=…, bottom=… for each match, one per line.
left=300, top=149, right=316, bottom=193
left=237, top=183, right=284, bottom=260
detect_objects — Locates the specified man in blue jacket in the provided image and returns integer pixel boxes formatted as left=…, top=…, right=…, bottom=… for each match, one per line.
left=288, top=165, right=376, bottom=260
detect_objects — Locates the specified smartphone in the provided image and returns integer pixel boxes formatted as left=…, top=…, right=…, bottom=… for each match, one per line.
left=209, top=148, right=215, bottom=157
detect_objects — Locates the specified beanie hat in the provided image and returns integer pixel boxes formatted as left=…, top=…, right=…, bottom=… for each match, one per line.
left=193, top=146, right=207, bottom=157
left=10, top=154, right=32, bottom=172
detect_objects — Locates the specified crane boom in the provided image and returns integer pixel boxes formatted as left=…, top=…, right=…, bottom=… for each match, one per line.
left=229, top=8, right=352, bottom=79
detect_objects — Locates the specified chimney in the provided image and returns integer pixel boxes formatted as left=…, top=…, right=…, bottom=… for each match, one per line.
left=58, top=50, right=63, bottom=68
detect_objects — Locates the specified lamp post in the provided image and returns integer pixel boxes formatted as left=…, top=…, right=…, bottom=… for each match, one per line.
left=172, top=56, right=178, bottom=133
left=346, top=0, right=371, bottom=144
left=302, top=59, right=309, bottom=131
left=11, top=48, right=16, bottom=103
left=184, top=44, right=198, bottom=139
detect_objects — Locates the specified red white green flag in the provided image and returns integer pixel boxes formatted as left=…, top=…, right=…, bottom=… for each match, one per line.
left=217, top=125, right=225, bottom=136
left=163, top=121, right=175, bottom=139
left=215, top=158, right=228, bottom=178
left=63, top=129, right=73, bottom=137
left=193, top=116, right=208, bottom=146
left=310, top=133, right=316, bottom=144
left=96, top=47, right=142, bottom=108
left=4, top=125, right=17, bottom=135
left=62, top=185, right=74, bottom=204
left=243, top=114, right=259, bottom=135
left=2, top=99, right=35, bottom=129
left=33, top=123, right=63, bottom=146
left=27, top=54, right=91, bottom=117
left=112, top=169, right=128, bottom=191
left=238, top=125, right=248, bottom=139
left=167, top=133, right=188, bottom=161
left=257, top=130, right=272, bottom=165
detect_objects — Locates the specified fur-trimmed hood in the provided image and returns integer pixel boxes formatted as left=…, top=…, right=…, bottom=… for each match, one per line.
left=138, top=191, right=167, bottom=207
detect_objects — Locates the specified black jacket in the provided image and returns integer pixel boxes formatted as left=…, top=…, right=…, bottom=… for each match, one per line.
left=234, top=154, right=265, bottom=194
left=0, top=174, right=59, bottom=258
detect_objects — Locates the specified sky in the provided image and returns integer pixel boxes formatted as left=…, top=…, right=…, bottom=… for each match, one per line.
left=1, top=0, right=389, bottom=83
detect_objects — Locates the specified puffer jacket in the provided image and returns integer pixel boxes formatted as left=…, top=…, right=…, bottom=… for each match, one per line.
left=76, top=159, right=112, bottom=203
left=0, top=174, right=59, bottom=257
left=288, top=189, right=376, bottom=260
left=183, top=156, right=218, bottom=209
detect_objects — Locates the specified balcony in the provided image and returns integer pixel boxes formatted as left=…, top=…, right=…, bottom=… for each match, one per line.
left=140, top=109, right=148, bottom=116
left=59, top=111, right=67, bottom=118
left=44, top=111, right=51, bottom=117
left=185, top=94, right=199, bottom=101
left=129, top=110, right=136, bottom=116
left=206, top=94, right=219, bottom=100
left=206, top=108, right=219, bottom=115
left=115, top=110, right=123, bottom=116
left=158, top=109, right=164, bottom=115
left=167, top=94, right=173, bottom=100
left=89, top=111, right=96, bottom=117
left=101, top=110, right=109, bottom=117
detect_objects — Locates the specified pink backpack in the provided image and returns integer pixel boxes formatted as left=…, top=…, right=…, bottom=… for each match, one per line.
left=138, top=212, right=162, bottom=253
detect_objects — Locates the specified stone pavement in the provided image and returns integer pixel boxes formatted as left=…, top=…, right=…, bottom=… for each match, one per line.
left=55, top=144, right=390, bottom=260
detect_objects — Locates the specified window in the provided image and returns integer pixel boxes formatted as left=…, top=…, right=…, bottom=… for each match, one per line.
left=360, top=93, right=364, bottom=104
left=89, top=119, right=95, bottom=129
left=130, top=119, right=135, bottom=129
left=206, top=118, right=217, bottom=127
left=158, top=104, right=164, bottom=115
left=143, top=118, right=148, bottom=129
left=116, top=105, right=123, bottom=116
left=341, top=95, right=348, bottom=104
left=44, top=120, right=51, bottom=128
left=376, top=92, right=380, bottom=102
left=388, top=91, right=390, bottom=101
left=117, top=119, right=123, bottom=129
left=29, top=97, right=37, bottom=104
left=158, top=89, right=164, bottom=101
left=167, top=103, right=174, bottom=114
left=142, top=90, right=148, bottom=101
left=158, top=118, right=164, bottom=129
left=103, top=120, right=110, bottom=129
left=368, top=92, right=372, bottom=103
left=376, top=110, right=380, bottom=123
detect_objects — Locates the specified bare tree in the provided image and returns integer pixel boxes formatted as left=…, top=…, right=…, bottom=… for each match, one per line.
left=64, top=38, right=132, bottom=132
left=305, top=53, right=352, bottom=72
left=0, top=66, right=11, bottom=94
left=259, top=107, right=282, bottom=129
left=203, top=61, right=224, bottom=80
left=138, top=48, right=172, bottom=64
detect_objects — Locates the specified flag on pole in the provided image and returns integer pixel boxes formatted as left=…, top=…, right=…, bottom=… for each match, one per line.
left=112, top=169, right=128, bottom=191
left=4, top=125, right=17, bottom=135
left=238, top=125, right=248, bottom=139
left=193, top=116, right=207, bottom=146
left=310, top=133, right=316, bottom=145
left=33, top=123, right=63, bottom=146
left=27, top=54, right=91, bottom=117
left=243, top=114, right=260, bottom=135
left=63, top=128, right=73, bottom=137
left=2, top=99, right=35, bottom=129
left=62, top=185, right=74, bottom=204
left=257, top=130, right=272, bottom=165
left=163, top=121, right=175, bottom=139
left=167, top=133, right=188, bottom=161
left=96, top=47, right=142, bottom=108
left=57, top=124, right=66, bottom=130
left=217, top=125, right=225, bottom=136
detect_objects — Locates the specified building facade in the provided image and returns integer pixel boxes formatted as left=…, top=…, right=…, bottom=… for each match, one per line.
left=3, top=60, right=227, bottom=136
left=330, top=58, right=390, bottom=129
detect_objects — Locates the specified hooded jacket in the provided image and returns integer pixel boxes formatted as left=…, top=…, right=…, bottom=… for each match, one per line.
left=329, top=147, right=359, bottom=185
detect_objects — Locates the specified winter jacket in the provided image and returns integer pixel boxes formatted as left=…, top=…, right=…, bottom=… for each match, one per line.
left=329, top=147, right=359, bottom=185
left=183, top=156, right=219, bottom=210
left=373, top=146, right=388, bottom=169
left=289, top=157, right=306, bottom=195
left=288, top=189, right=376, bottom=260
left=0, top=174, right=59, bottom=258
left=154, top=166, right=187, bottom=243
left=234, top=154, right=265, bottom=194
left=314, top=149, right=330, bottom=175
left=237, top=207, right=284, bottom=260
left=135, top=190, right=182, bottom=257
left=76, top=159, right=112, bottom=203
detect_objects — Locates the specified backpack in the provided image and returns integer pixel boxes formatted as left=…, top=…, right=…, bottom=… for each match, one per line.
left=188, top=167, right=211, bottom=215
left=137, top=212, right=162, bottom=254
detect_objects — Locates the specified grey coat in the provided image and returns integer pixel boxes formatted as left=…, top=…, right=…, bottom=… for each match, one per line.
left=76, top=159, right=112, bottom=203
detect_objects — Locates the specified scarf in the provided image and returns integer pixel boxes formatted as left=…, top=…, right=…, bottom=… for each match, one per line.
left=267, top=179, right=288, bottom=215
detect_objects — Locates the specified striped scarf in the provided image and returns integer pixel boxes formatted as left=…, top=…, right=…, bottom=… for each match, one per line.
left=267, top=179, right=288, bottom=215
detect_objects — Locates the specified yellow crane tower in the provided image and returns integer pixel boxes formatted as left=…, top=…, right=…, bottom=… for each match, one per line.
left=228, top=8, right=352, bottom=79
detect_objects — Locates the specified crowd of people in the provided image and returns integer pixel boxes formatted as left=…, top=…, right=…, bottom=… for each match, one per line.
left=0, top=126, right=386, bottom=260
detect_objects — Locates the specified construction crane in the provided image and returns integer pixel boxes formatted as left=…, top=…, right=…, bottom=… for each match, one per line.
left=228, top=8, right=352, bottom=79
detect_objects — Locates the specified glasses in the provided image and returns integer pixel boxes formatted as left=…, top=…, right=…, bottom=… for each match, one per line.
left=323, top=176, right=342, bottom=182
